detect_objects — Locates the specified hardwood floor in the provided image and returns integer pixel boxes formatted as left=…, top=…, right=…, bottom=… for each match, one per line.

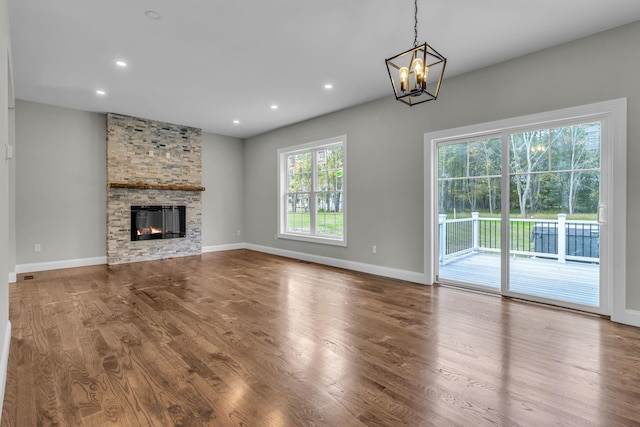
left=3, top=249, right=640, bottom=426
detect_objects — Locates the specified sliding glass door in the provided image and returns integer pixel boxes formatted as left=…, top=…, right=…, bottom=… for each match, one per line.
left=436, top=135, right=502, bottom=290
left=506, top=122, right=601, bottom=306
left=434, top=117, right=605, bottom=313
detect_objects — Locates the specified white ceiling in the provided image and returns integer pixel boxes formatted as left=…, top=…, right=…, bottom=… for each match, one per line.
left=8, top=1, right=640, bottom=139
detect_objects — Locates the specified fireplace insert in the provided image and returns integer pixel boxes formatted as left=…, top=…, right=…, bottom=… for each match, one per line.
left=131, top=205, right=186, bottom=241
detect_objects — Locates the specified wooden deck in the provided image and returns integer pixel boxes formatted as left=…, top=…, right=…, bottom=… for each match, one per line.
left=438, top=252, right=599, bottom=306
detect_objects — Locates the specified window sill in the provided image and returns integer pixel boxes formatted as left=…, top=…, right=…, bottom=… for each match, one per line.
left=277, top=233, right=347, bottom=247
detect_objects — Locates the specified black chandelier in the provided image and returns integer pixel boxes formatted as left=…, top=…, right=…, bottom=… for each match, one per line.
left=385, top=0, right=447, bottom=106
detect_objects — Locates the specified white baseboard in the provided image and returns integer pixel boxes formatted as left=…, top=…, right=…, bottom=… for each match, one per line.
left=612, top=308, right=640, bottom=328
left=7, top=273, right=16, bottom=284
left=0, top=321, right=11, bottom=425
left=201, top=243, right=247, bottom=253
left=13, top=245, right=427, bottom=285
left=246, top=244, right=427, bottom=284
left=15, top=256, right=107, bottom=275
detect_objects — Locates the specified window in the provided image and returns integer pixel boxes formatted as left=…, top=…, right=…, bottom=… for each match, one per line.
left=278, top=135, right=346, bottom=245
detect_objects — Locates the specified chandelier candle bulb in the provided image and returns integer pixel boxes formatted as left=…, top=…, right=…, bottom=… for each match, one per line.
left=399, top=67, right=409, bottom=92
left=412, top=57, right=424, bottom=85
left=423, top=65, right=429, bottom=89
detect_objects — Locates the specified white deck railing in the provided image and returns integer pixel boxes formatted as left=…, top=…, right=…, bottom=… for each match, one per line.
left=439, top=213, right=600, bottom=265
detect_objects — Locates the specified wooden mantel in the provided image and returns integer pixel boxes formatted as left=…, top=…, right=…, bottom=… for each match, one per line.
left=108, top=182, right=206, bottom=192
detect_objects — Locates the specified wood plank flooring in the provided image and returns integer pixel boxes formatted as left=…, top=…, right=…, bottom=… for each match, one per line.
left=3, top=249, right=640, bottom=426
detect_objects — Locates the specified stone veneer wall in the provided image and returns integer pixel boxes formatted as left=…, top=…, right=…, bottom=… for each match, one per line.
left=106, top=113, right=203, bottom=265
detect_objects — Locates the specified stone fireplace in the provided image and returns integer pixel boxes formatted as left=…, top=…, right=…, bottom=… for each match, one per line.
left=106, top=113, right=205, bottom=265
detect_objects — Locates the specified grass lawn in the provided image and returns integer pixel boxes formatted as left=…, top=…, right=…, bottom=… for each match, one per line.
left=287, top=211, right=344, bottom=237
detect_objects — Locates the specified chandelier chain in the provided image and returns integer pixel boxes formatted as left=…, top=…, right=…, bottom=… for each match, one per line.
left=414, top=0, right=418, bottom=47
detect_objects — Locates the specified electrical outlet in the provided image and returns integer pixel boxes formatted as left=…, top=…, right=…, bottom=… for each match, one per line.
left=34, top=244, right=41, bottom=253
left=149, top=150, right=154, bottom=157
left=237, top=230, right=241, bottom=236
left=166, top=152, right=171, bottom=159
left=372, top=245, right=377, bottom=254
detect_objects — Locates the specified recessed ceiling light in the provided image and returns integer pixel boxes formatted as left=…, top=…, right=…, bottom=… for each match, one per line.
left=96, top=90, right=106, bottom=95
left=233, top=120, right=240, bottom=124
left=324, top=83, right=333, bottom=89
left=270, top=105, right=278, bottom=110
left=145, top=10, right=161, bottom=20
left=116, top=61, right=127, bottom=67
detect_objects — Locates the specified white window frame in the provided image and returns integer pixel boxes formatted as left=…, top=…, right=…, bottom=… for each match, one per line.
left=277, top=135, right=347, bottom=246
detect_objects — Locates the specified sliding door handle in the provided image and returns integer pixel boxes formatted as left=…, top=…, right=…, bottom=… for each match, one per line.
left=598, top=205, right=606, bottom=225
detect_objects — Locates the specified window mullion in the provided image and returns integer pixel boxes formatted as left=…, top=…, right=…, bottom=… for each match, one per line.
left=310, top=149, right=317, bottom=236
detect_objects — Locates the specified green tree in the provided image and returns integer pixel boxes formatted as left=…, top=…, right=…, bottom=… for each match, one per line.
left=468, top=138, right=501, bottom=213
left=551, top=124, right=600, bottom=214
left=510, top=130, right=551, bottom=216
left=316, top=146, right=343, bottom=213
left=287, top=152, right=312, bottom=213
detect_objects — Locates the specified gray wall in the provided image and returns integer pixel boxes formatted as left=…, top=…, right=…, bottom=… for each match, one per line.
left=244, top=22, right=640, bottom=308
left=8, top=107, right=15, bottom=276
left=14, top=100, right=245, bottom=265
left=201, top=132, right=244, bottom=246
left=15, top=100, right=107, bottom=264
left=243, top=100, right=426, bottom=272
left=0, top=0, right=12, bottom=384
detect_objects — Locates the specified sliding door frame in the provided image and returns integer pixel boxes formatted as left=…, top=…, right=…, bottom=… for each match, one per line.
left=433, top=132, right=503, bottom=293
left=425, top=99, right=627, bottom=317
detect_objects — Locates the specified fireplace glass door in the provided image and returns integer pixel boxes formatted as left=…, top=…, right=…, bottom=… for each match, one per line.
left=131, top=205, right=186, bottom=241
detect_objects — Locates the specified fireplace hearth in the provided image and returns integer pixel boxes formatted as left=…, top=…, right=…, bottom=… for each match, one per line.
left=131, top=205, right=186, bottom=241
